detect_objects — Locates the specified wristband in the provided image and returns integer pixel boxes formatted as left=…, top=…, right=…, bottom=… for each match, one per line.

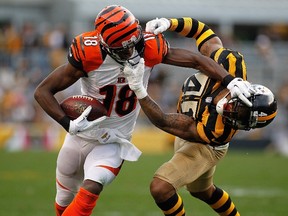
left=222, top=74, right=234, bottom=87
left=59, top=115, right=70, bottom=132
left=135, top=86, right=148, bottom=99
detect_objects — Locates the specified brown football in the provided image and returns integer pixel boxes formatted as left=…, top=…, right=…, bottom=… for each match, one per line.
left=60, top=95, right=107, bottom=121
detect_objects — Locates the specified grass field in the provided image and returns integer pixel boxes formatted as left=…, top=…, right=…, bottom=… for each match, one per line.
left=0, top=149, right=287, bottom=216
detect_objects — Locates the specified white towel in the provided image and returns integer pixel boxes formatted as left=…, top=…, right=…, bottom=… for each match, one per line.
left=93, top=128, right=142, bottom=161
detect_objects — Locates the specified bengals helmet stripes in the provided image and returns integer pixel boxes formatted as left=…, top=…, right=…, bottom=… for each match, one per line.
left=94, top=5, right=142, bottom=50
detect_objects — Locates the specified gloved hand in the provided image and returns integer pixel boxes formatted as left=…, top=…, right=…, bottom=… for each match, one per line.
left=95, top=128, right=142, bottom=161
left=69, top=106, right=106, bottom=135
left=123, top=58, right=147, bottom=99
left=226, top=78, right=255, bottom=107
left=145, top=17, right=170, bottom=35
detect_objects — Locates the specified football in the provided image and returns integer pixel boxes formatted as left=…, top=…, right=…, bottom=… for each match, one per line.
left=60, top=95, right=107, bottom=121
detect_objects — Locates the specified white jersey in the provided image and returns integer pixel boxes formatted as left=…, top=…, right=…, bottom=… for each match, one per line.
left=68, top=30, right=168, bottom=140
left=79, top=55, right=151, bottom=139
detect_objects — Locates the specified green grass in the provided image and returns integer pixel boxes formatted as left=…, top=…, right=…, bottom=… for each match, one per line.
left=0, top=150, right=287, bottom=215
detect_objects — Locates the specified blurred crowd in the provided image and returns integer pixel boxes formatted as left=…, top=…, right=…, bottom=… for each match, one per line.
left=0, top=22, right=69, bottom=122
left=0, top=21, right=287, bottom=156
left=0, top=22, right=70, bottom=150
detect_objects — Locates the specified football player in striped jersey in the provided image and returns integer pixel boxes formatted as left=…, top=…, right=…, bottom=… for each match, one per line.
left=123, top=17, right=277, bottom=216
left=34, top=5, right=255, bottom=215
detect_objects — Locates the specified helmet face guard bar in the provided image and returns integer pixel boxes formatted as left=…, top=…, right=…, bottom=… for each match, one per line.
left=222, top=95, right=258, bottom=130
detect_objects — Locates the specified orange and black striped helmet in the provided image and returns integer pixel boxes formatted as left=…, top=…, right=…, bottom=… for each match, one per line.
left=95, top=5, right=143, bottom=51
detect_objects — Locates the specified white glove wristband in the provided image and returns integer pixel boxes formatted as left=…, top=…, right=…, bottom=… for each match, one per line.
left=134, top=85, right=147, bottom=99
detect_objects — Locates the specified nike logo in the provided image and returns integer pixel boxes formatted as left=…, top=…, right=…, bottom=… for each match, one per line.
left=69, top=48, right=73, bottom=57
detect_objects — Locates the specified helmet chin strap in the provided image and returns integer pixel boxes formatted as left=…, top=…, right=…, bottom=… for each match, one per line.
left=216, top=92, right=230, bottom=115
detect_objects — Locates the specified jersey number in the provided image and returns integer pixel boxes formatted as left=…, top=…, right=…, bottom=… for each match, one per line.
left=83, top=36, right=98, bottom=46
left=100, top=84, right=137, bottom=117
left=179, top=73, right=209, bottom=118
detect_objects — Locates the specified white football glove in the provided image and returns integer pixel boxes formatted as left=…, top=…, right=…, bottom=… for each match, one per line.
left=123, top=58, right=147, bottom=99
left=227, top=78, right=256, bottom=107
left=95, top=128, right=142, bottom=161
left=145, top=17, right=170, bottom=35
left=69, top=106, right=106, bottom=135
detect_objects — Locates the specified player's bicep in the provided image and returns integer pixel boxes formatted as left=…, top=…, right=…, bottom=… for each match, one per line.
left=198, top=37, right=223, bottom=57
left=163, top=47, right=201, bottom=68
left=37, top=63, right=84, bottom=94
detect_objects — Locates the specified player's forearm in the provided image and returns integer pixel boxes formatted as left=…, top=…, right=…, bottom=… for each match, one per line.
left=194, top=53, right=230, bottom=81
left=138, top=96, right=200, bottom=141
left=34, top=87, right=67, bottom=122
left=164, top=48, right=229, bottom=81
left=168, top=17, right=223, bottom=57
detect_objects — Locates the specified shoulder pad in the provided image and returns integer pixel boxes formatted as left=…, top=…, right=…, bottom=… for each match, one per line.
left=143, top=32, right=168, bottom=67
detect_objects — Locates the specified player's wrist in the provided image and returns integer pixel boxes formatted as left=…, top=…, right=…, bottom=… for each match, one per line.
left=163, top=18, right=171, bottom=30
left=59, top=115, right=71, bottom=132
left=135, top=86, right=148, bottom=99
left=169, top=18, right=178, bottom=31
left=222, top=74, right=234, bottom=87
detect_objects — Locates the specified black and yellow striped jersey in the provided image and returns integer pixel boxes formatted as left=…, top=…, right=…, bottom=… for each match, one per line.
left=177, top=48, right=247, bottom=145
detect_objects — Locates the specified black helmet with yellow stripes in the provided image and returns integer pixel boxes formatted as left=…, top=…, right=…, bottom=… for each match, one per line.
left=217, top=84, right=277, bottom=130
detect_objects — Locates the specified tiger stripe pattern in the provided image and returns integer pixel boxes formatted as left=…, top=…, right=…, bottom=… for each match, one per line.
left=94, top=5, right=141, bottom=49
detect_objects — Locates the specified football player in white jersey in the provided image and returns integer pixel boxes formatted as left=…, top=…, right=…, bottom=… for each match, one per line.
left=34, top=6, right=253, bottom=216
